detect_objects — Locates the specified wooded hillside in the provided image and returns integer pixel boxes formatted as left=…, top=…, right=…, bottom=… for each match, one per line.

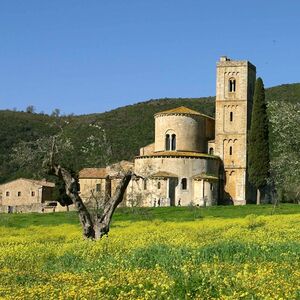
left=0, top=83, right=299, bottom=189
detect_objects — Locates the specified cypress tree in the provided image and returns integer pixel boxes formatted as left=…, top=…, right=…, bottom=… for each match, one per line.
left=248, top=77, right=270, bottom=204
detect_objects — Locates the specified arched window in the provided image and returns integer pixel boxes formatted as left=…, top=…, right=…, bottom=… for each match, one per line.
left=6, top=191, right=9, bottom=197
left=143, top=179, right=147, bottom=190
left=229, top=78, right=236, bottom=92
left=165, top=134, right=170, bottom=151
left=230, top=111, right=233, bottom=122
left=157, top=182, right=161, bottom=189
left=17, top=191, right=21, bottom=197
left=181, top=178, right=187, bottom=190
left=171, top=134, right=176, bottom=150
left=229, top=146, right=233, bottom=155
left=209, top=147, right=214, bottom=155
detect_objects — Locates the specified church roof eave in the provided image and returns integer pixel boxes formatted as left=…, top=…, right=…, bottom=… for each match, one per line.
left=154, top=106, right=214, bottom=120
left=135, top=151, right=220, bottom=160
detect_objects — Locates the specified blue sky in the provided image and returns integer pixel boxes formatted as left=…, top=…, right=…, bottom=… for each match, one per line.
left=0, top=0, right=299, bottom=115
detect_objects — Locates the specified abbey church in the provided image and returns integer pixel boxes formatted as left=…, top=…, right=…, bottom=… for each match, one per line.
left=79, top=56, right=257, bottom=206
left=0, top=56, right=257, bottom=212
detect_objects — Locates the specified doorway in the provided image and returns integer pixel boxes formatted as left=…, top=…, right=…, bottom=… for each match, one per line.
left=168, top=178, right=178, bottom=206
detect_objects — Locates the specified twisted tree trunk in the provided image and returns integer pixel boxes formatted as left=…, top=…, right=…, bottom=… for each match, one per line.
left=50, top=162, right=132, bottom=239
left=95, top=173, right=132, bottom=239
left=51, top=164, right=96, bottom=239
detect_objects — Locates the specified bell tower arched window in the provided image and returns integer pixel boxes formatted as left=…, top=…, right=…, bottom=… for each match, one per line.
left=230, top=111, right=233, bottom=122
left=229, top=78, right=236, bottom=92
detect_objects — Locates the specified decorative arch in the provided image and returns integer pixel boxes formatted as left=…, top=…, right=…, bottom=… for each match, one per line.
left=165, top=130, right=176, bottom=151
left=229, top=78, right=236, bottom=92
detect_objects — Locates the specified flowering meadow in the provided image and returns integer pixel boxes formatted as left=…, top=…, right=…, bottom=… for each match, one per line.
left=0, top=205, right=300, bottom=299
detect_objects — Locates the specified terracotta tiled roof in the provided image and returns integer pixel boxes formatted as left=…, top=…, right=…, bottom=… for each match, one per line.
left=29, top=179, right=55, bottom=187
left=155, top=106, right=214, bottom=119
left=136, top=151, right=218, bottom=159
left=79, top=168, right=107, bottom=179
left=0, top=178, right=55, bottom=187
left=108, top=160, right=134, bottom=171
left=151, top=171, right=177, bottom=178
left=193, top=173, right=219, bottom=181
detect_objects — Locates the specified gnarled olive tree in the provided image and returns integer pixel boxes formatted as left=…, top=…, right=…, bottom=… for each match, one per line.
left=11, top=121, right=134, bottom=239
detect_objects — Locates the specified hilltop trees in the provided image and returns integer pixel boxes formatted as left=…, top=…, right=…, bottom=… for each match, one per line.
left=51, top=108, right=61, bottom=117
left=248, top=78, right=270, bottom=204
left=26, top=105, right=36, bottom=114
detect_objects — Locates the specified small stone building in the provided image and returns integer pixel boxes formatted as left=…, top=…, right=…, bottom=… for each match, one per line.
left=79, top=167, right=108, bottom=202
left=0, top=178, right=55, bottom=213
left=79, top=161, right=134, bottom=206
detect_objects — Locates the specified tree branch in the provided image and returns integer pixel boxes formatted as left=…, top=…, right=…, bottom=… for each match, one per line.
left=95, top=171, right=132, bottom=238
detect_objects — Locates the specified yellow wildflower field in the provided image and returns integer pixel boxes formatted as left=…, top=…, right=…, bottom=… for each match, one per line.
left=0, top=206, right=299, bottom=299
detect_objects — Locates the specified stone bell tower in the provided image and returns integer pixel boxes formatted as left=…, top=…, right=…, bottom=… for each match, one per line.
left=214, top=56, right=256, bottom=205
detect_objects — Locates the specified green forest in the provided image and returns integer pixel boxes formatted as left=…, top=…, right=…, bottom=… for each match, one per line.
left=0, top=83, right=299, bottom=201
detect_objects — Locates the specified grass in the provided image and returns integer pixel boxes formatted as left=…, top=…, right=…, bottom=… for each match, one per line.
left=1, top=203, right=300, bottom=228
left=0, top=204, right=300, bottom=299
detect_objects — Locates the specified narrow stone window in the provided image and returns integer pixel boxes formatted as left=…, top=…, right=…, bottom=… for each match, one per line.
left=229, top=146, right=233, bottom=155
left=31, top=191, right=35, bottom=197
left=6, top=191, right=9, bottom=197
left=181, top=178, right=187, bottom=190
left=96, top=183, right=101, bottom=192
left=157, top=182, right=161, bottom=189
left=229, top=78, right=236, bottom=92
left=17, top=191, right=21, bottom=197
left=210, top=183, right=213, bottom=191
left=143, top=179, right=147, bottom=190
left=171, top=134, right=176, bottom=150
left=230, top=111, right=233, bottom=122
left=165, top=134, right=170, bottom=151
left=209, top=147, right=214, bottom=155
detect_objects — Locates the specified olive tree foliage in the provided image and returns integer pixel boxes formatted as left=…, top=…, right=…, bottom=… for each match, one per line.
left=268, top=100, right=300, bottom=202
left=81, top=123, right=112, bottom=167
left=11, top=120, right=133, bottom=239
